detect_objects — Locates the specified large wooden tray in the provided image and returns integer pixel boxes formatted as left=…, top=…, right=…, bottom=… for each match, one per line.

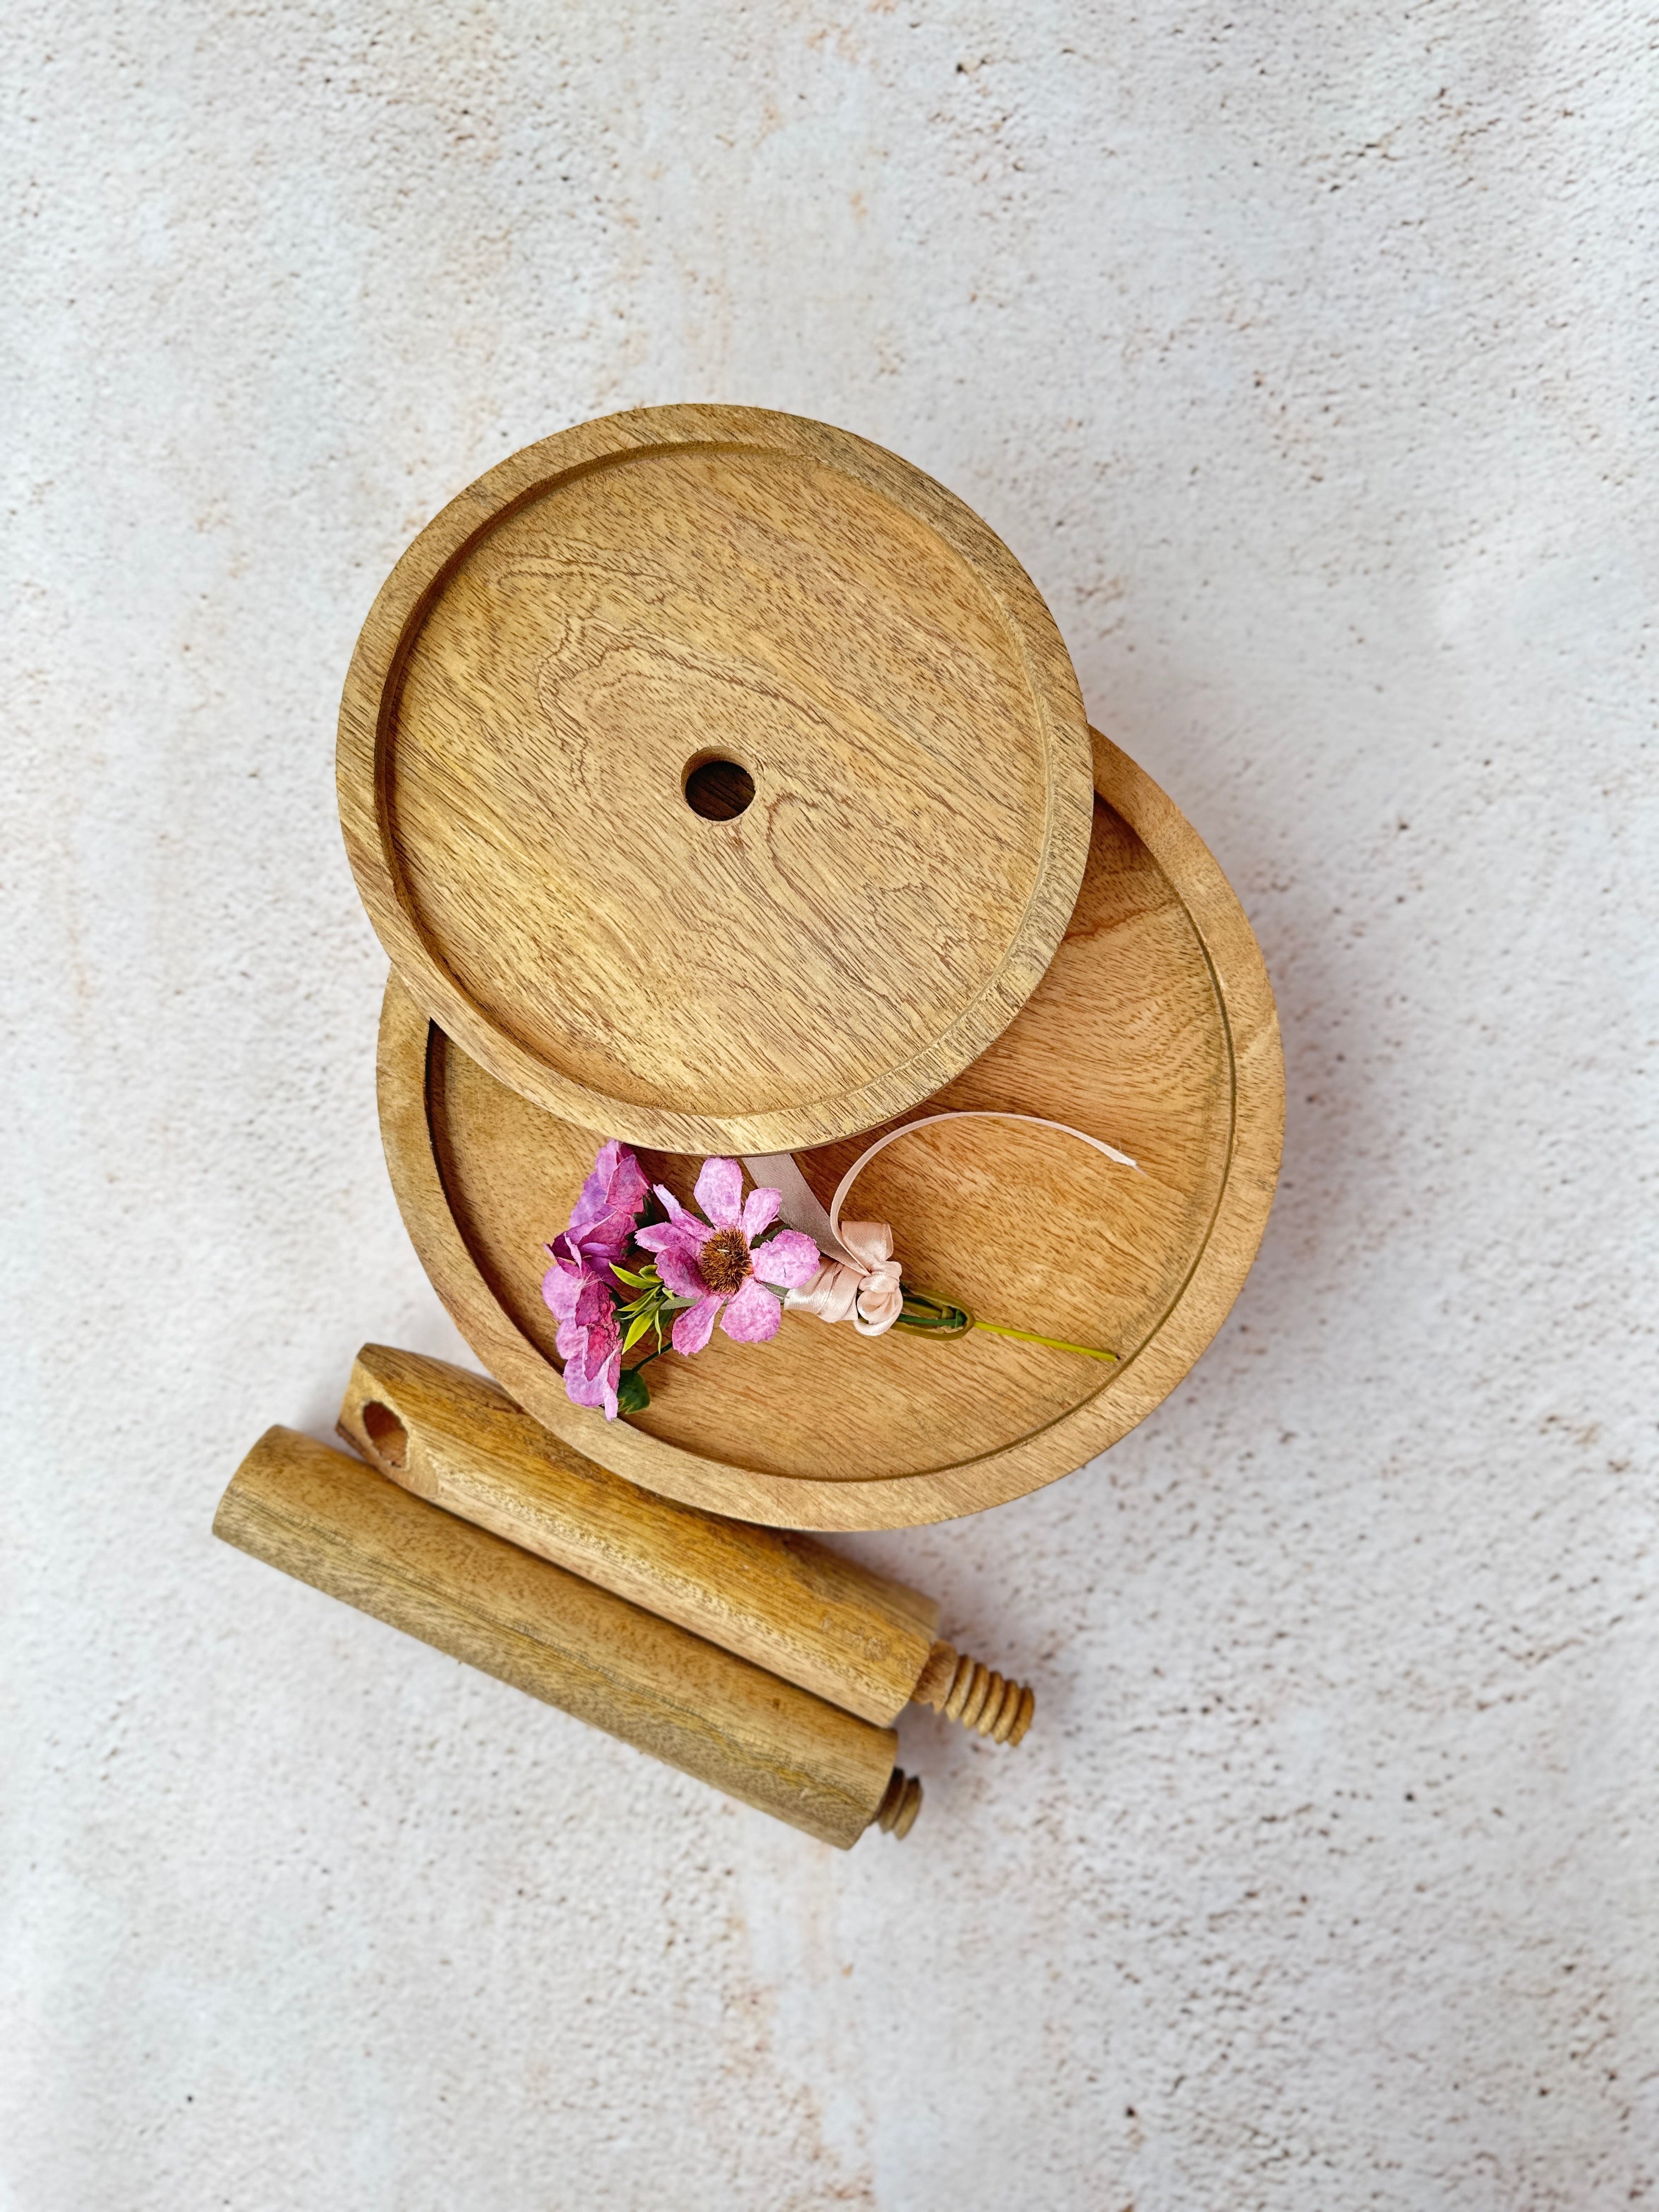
left=340, top=404, right=1094, bottom=1157
left=377, top=731, right=1283, bottom=1531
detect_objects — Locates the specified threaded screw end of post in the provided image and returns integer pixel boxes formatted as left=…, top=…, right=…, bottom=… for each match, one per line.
left=913, top=1641, right=1036, bottom=1746
left=874, top=1767, right=923, bottom=1839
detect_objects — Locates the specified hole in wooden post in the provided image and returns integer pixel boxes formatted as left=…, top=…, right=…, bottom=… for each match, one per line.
left=360, top=1401, right=409, bottom=1470
left=683, top=757, right=755, bottom=821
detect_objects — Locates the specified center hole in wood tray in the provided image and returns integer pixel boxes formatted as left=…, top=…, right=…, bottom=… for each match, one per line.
left=683, top=757, right=755, bottom=821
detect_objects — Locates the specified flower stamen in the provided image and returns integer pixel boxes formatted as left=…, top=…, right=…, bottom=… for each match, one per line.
left=699, top=1228, right=752, bottom=1296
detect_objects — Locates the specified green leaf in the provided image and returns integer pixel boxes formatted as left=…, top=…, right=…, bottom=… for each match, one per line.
left=616, top=1365, right=651, bottom=1415
left=610, top=1264, right=654, bottom=1290
left=621, top=1311, right=653, bottom=1353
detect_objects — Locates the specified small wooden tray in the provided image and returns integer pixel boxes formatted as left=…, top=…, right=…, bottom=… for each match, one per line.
left=340, top=404, right=1095, bottom=1156
left=379, top=732, right=1283, bottom=1530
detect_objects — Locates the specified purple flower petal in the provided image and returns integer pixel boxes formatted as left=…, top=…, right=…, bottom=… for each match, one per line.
left=560, top=1304, right=618, bottom=1366
left=562, top=1141, right=650, bottom=1265
left=693, top=1156, right=744, bottom=1228
left=652, top=1183, right=692, bottom=1226
left=562, top=1358, right=606, bottom=1407
left=740, top=1186, right=782, bottom=1241
left=751, top=1228, right=823, bottom=1290
left=563, top=1342, right=621, bottom=1421
left=569, top=1141, right=648, bottom=1235
left=545, top=1251, right=626, bottom=1335
left=597, top=1352, right=621, bottom=1420
left=582, top=1212, right=640, bottom=1261
left=720, top=1277, right=782, bottom=1343
left=635, top=1221, right=708, bottom=1299
left=672, top=1294, right=723, bottom=1357
left=571, top=1327, right=606, bottom=1380
left=656, top=1244, right=709, bottom=1300
left=561, top=1296, right=624, bottom=1417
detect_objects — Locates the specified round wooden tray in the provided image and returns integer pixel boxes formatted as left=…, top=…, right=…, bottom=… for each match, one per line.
left=377, top=731, right=1283, bottom=1531
left=340, top=404, right=1095, bottom=1157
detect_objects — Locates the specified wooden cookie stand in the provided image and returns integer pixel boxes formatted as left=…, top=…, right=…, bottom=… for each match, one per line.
left=212, top=405, right=1283, bottom=1848
left=376, top=727, right=1283, bottom=1531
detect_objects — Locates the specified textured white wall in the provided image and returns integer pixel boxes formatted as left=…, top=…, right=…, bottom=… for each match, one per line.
left=6, top=4, right=1656, bottom=2207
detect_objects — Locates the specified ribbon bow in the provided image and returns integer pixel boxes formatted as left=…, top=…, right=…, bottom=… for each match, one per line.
left=783, top=1218, right=907, bottom=1336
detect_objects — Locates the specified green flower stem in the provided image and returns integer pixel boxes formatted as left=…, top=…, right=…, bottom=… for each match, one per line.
left=890, top=1284, right=1118, bottom=1363
left=893, top=1286, right=973, bottom=1335
left=970, top=1320, right=1119, bottom=1363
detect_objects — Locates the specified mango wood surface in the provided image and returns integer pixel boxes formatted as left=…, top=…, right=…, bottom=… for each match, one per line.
left=338, top=1342, right=936, bottom=1725
left=377, top=730, right=1284, bottom=1530
left=213, top=1426, right=915, bottom=1849
left=338, top=1344, right=1034, bottom=1743
left=338, top=404, right=1094, bottom=1156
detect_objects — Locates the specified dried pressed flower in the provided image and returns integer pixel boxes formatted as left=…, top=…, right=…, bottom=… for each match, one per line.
left=634, top=1157, right=820, bottom=1356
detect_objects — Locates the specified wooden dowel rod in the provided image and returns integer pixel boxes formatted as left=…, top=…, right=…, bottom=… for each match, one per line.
left=336, top=1345, right=1033, bottom=1743
left=213, top=1427, right=919, bottom=1849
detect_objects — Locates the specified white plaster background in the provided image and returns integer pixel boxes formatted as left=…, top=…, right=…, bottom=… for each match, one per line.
left=5, top=4, right=1656, bottom=2207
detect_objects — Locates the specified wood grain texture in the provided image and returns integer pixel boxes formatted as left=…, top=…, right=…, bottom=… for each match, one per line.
left=338, top=404, right=1095, bottom=1155
left=212, top=1426, right=912, bottom=1849
left=376, top=729, right=1285, bottom=1529
left=336, top=1341, right=939, bottom=1725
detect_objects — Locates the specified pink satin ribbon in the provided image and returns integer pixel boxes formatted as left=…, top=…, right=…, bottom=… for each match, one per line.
left=783, top=1218, right=907, bottom=1336
left=744, top=1112, right=1141, bottom=1340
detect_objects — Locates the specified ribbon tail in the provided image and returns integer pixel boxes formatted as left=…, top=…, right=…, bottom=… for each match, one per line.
left=751, top=1114, right=1140, bottom=1350
left=825, top=1110, right=1144, bottom=1248
left=742, top=1152, right=849, bottom=1262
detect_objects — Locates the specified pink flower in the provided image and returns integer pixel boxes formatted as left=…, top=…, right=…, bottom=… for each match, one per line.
left=634, top=1157, right=821, bottom=1356
left=546, top=1139, right=648, bottom=1276
left=553, top=1273, right=624, bottom=1419
left=542, top=1139, right=649, bottom=1421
